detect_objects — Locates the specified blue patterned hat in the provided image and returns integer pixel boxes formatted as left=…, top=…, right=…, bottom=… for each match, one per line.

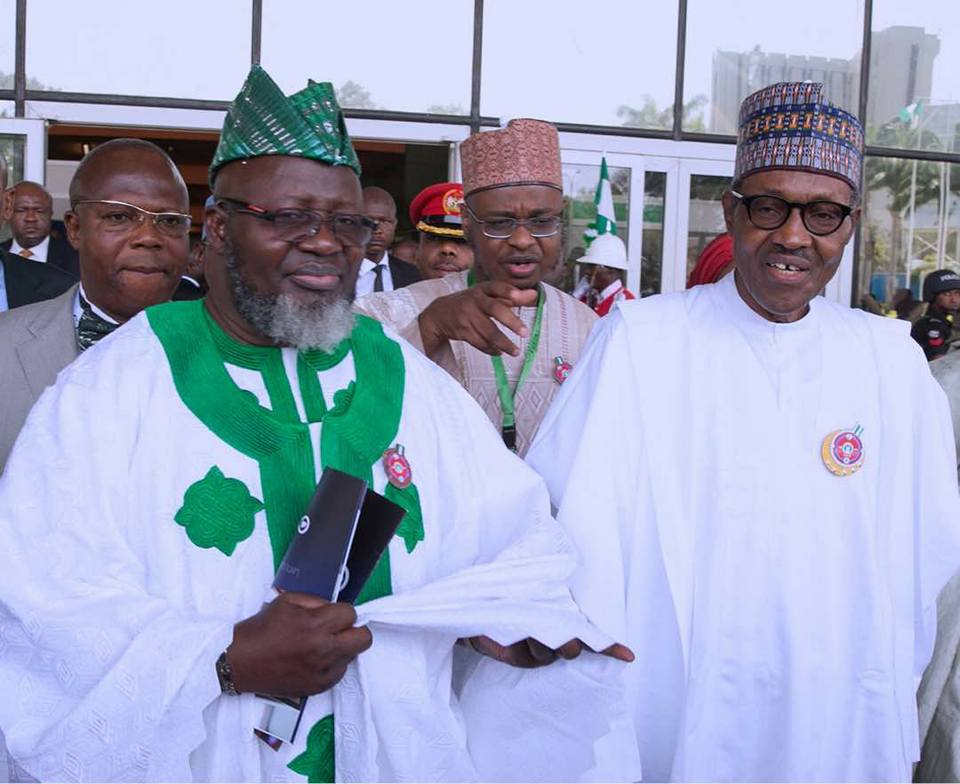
left=735, top=82, right=864, bottom=190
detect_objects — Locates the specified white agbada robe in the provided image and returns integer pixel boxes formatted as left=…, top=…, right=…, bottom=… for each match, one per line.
left=527, top=273, right=960, bottom=782
left=0, top=301, right=636, bottom=783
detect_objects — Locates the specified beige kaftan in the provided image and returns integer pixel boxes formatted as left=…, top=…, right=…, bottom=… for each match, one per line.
left=356, top=270, right=597, bottom=455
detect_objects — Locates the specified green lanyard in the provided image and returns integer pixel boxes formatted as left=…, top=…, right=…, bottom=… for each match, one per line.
left=468, top=270, right=545, bottom=451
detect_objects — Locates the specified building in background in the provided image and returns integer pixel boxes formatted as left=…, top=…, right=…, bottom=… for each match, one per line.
left=0, top=0, right=957, bottom=310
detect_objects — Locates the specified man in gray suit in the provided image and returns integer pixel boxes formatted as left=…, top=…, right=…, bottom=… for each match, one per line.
left=0, top=138, right=191, bottom=469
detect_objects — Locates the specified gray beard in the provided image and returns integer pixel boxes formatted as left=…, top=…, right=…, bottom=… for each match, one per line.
left=225, top=250, right=356, bottom=352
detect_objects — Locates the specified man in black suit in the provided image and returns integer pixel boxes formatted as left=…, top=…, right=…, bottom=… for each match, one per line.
left=355, top=186, right=420, bottom=295
left=2, top=181, right=81, bottom=277
left=0, top=247, right=76, bottom=311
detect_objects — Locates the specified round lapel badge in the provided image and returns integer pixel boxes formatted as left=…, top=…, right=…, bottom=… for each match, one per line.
left=383, top=444, right=412, bottom=489
left=821, top=425, right=864, bottom=477
left=553, top=356, right=573, bottom=385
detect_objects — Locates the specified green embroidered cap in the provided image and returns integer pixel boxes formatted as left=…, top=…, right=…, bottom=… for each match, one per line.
left=209, top=65, right=361, bottom=186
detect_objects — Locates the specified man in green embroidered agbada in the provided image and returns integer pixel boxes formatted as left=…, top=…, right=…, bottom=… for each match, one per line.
left=0, top=66, right=635, bottom=783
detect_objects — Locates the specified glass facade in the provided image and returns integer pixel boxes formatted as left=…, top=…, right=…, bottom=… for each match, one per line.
left=481, top=0, right=678, bottom=129
left=24, top=0, right=252, bottom=100
left=0, top=1, right=955, bottom=306
left=684, top=0, right=864, bottom=135
left=261, top=0, right=473, bottom=115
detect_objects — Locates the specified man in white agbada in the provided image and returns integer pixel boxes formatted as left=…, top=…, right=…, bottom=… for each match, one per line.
left=528, top=81, right=960, bottom=781
left=0, top=67, right=635, bottom=783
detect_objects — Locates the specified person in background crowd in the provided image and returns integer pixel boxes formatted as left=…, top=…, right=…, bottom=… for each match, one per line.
left=390, top=235, right=419, bottom=265
left=912, top=268, right=960, bottom=361
left=576, top=233, right=635, bottom=316
left=890, top=287, right=924, bottom=322
left=355, top=186, right=420, bottom=295
left=0, top=66, right=634, bottom=783
left=0, top=153, right=80, bottom=313
left=687, top=232, right=734, bottom=288
left=357, top=119, right=597, bottom=456
left=528, top=81, right=960, bottom=781
left=2, top=180, right=80, bottom=277
left=408, top=182, right=473, bottom=280
left=174, top=194, right=214, bottom=301
left=0, top=137, right=191, bottom=468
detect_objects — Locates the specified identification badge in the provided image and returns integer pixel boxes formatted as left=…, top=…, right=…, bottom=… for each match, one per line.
left=382, top=444, right=412, bottom=489
left=553, top=356, right=573, bottom=385
left=821, top=425, right=864, bottom=477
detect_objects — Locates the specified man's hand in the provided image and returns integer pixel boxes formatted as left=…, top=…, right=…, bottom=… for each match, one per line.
left=227, top=592, right=372, bottom=697
left=418, top=282, right=539, bottom=358
left=465, top=635, right=635, bottom=669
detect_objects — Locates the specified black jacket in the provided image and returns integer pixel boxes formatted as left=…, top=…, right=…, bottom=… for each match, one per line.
left=1, top=234, right=81, bottom=278
left=2, top=249, right=78, bottom=309
left=911, top=306, right=956, bottom=361
left=387, top=254, right=421, bottom=289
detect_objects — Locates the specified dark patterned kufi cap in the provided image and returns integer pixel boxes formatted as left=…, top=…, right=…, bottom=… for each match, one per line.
left=735, top=82, right=864, bottom=190
left=209, top=65, right=360, bottom=186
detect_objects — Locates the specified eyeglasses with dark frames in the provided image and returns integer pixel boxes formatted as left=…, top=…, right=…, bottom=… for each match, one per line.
left=216, top=197, right=376, bottom=247
left=73, top=199, right=192, bottom=237
left=463, top=202, right=563, bottom=239
left=729, top=190, right=853, bottom=237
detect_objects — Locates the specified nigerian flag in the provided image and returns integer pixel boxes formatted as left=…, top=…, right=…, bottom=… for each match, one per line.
left=899, top=101, right=923, bottom=128
left=584, top=157, right=617, bottom=245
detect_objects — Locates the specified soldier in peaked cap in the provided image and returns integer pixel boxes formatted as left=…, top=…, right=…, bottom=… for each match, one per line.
left=358, top=119, right=597, bottom=456
left=912, top=268, right=960, bottom=360
left=0, top=67, right=632, bottom=782
left=407, top=181, right=474, bottom=280
left=527, top=82, right=960, bottom=781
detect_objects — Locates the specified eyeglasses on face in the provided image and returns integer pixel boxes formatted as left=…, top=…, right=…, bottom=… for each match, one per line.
left=729, top=190, right=853, bottom=236
left=463, top=202, right=563, bottom=239
left=216, top=197, right=376, bottom=247
left=73, top=199, right=192, bottom=237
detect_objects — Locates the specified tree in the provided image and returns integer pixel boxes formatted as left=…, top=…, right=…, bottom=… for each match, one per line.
left=617, top=94, right=708, bottom=131
left=336, top=81, right=377, bottom=110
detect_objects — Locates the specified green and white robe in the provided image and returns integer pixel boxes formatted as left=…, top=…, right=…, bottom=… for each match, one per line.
left=0, top=301, right=630, bottom=782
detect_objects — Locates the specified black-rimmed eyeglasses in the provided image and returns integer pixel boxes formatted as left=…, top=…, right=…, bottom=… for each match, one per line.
left=73, top=199, right=192, bottom=237
left=463, top=202, right=563, bottom=239
left=729, top=190, right=853, bottom=236
left=216, top=197, right=376, bottom=247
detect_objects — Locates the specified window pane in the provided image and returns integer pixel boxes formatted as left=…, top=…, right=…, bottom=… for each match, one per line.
left=559, top=162, right=631, bottom=294
left=858, top=156, right=960, bottom=312
left=642, top=172, right=666, bottom=297
left=684, top=0, right=863, bottom=134
left=481, top=1, right=679, bottom=129
left=261, top=1, right=472, bottom=115
left=0, top=0, right=13, bottom=79
left=867, top=5, right=960, bottom=152
left=687, top=175, right=728, bottom=278
left=25, top=1, right=251, bottom=99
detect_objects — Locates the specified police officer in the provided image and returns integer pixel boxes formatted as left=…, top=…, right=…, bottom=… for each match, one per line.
left=912, top=269, right=960, bottom=360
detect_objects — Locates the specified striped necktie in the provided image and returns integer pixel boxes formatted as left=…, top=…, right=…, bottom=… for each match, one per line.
left=18, top=248, right=33, bottom=259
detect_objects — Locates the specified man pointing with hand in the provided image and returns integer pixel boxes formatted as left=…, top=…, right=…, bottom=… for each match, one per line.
left=358, top=119, right=597, bottom=455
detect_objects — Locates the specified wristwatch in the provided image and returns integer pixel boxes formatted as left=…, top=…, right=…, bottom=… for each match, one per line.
left=216, top=650, right=239, bottom=695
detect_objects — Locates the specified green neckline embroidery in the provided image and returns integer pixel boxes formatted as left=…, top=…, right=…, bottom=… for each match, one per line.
left=148, top=300, right=426, bottom=781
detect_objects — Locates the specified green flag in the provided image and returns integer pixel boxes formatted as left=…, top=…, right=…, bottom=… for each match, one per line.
left=584, top=157, right=617, bottom=245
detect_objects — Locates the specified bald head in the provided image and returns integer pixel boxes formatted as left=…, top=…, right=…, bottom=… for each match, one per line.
left=69, top=138, right=187, bottom=207
left=8, top=180, right=53, bottom=249
left=64, top=137, right=191, bottom=323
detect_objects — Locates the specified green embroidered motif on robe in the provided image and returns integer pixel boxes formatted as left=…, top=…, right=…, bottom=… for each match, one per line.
left=147, top=300, right=427, bottom=782
left=174, top=466, right=264, bottom=555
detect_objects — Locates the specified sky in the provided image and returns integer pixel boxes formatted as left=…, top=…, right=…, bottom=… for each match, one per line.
left=0, top=0, right=957, bottom=131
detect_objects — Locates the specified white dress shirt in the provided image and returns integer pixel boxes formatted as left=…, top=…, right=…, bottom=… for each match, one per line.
left=355, top=256, right=394, bottom=297
left=9, top=235, right=50, bottom=263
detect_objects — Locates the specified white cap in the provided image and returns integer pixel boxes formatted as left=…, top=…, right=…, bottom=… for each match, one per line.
left=577, top=232, right=628, bottom=270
